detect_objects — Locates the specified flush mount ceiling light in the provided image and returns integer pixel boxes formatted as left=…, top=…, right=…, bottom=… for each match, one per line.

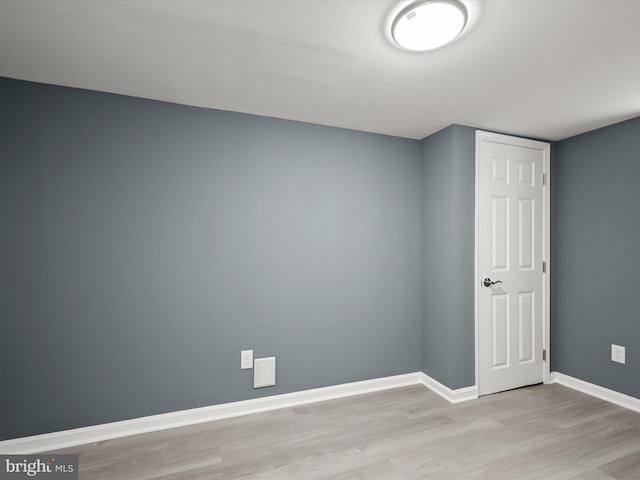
left=391, top=0, right=468, bottom=51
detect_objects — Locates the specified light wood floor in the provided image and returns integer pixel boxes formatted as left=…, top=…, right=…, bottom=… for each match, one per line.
left=48, top=384, right=640, bottom=479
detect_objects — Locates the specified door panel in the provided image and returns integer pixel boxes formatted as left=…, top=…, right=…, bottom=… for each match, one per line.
left=518, top=198, right=534, bottom=269
left=491, top=293, right=509, bottom=368
left=477, top=132, right=549, bottom=396
left=518, top=291, right=534, bottom=363
left=491, top=196, right=509, bottom=271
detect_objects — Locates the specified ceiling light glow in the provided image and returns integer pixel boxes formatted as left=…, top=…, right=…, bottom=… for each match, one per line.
left=391, top=0, right=468, bottom=51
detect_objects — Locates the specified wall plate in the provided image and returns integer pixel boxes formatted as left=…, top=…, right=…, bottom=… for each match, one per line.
left=612, top=344, right=625, bottom=364
left=241, top=350, right=253, bottom=370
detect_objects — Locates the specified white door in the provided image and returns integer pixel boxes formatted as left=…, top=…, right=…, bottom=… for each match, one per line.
left=476, top=131, right=550, bottom=396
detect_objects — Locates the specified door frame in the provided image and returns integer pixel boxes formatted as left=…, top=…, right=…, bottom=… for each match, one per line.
left=474, top=130, right=551, bottom=395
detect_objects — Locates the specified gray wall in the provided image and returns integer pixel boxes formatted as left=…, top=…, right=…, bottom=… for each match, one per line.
left=552, top=116, right=640, bottom=398
left=13, top=72, right=634, bottom=442
left=420, top=125, right=476, bottom=389
left=0, top=78, right=422, bottom=440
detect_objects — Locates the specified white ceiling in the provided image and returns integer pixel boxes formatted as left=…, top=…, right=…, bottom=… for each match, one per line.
left=1, top=0, right=639, bottom=141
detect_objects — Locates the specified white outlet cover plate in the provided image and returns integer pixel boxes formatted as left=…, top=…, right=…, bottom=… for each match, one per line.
left=611, top=344, right=625, bottom=364
left=241, top=350, right=253, bottom=369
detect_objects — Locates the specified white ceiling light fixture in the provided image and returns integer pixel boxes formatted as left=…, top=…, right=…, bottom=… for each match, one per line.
left=391, top=0, right=468, bottom=52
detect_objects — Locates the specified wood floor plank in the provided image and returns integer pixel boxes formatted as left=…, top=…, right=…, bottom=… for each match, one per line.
left=599, top=450, right=640, bottom=480
left=45, top=384, right=640, bottom=479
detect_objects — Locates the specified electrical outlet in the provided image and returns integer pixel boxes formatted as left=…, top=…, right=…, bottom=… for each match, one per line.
left=611, top=344, right=625, bottom=364
left=241, top=350, right=253, bottom=369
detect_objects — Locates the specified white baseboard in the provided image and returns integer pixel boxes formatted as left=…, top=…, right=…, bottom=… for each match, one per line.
left=0, top=371, right=482, bottom=454
left=549, top=372, right=640, bottom=414
left=419, top=372, right=478, bottom=404
left=0, top=373, right=421, bottom=454
left=8, top=371, right=631, bottom=455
